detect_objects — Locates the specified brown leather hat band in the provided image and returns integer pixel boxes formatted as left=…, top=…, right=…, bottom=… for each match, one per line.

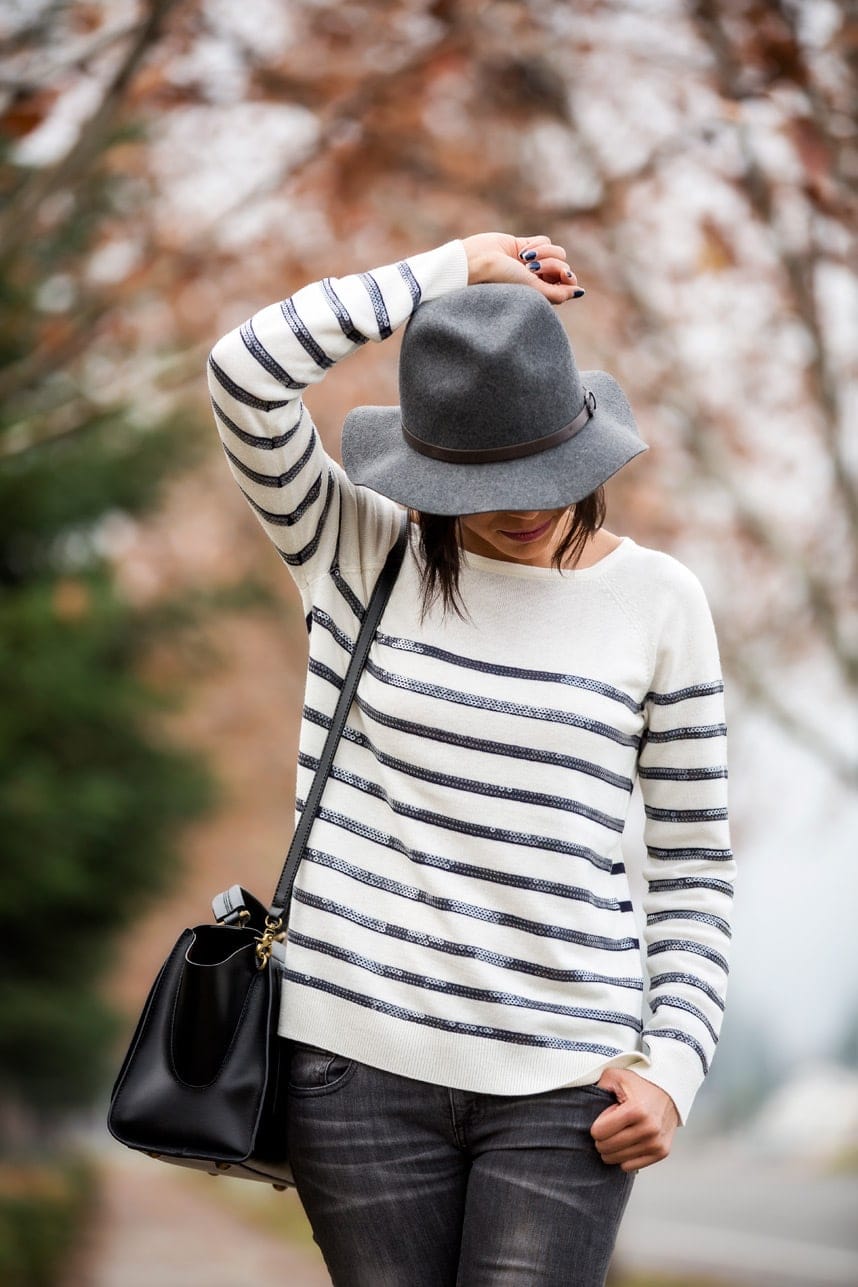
left=402, top=390, right=596, bottom=464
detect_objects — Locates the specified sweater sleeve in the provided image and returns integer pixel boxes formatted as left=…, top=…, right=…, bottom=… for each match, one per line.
left=633, top=563, right=735, bottom=1125
left=206, top=240, right=468, bottom=608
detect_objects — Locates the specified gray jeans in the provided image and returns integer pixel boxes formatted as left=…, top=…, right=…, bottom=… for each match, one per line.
left=287, top=1043, right=636, bottom=1286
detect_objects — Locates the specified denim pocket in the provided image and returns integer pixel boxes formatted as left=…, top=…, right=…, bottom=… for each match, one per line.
left=577, top=1083, right=618, bottom=1101
left=288, top=1043, right=357, bottom=1095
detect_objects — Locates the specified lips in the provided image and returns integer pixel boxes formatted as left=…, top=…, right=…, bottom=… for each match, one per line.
left=498, top=518, right=554, bottom=543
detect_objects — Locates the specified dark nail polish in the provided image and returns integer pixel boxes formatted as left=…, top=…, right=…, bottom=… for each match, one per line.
left=521, top=249, right=538, bottom=261
left=573, top=288, right=586, bottom=298
left=528, top=261, right=542, bottom=272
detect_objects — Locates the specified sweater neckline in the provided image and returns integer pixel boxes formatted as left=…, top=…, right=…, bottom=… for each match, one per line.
left=460, top=536, right=634, bottom=581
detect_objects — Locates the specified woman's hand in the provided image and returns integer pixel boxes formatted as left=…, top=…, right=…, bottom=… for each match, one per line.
left=589, top=1068, right=681, bottom=1171
left=462, top=232, right=584, bottom=305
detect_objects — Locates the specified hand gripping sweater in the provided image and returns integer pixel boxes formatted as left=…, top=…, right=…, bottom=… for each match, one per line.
left=207, top=240, right=734, bottom=1125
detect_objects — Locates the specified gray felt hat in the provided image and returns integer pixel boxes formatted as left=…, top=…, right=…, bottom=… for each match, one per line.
left=341, top=283, right=647, bottom=516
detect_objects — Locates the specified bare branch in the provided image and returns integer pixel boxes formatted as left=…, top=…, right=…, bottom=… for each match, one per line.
left=0, top=342, right=209, bottom=461
left=689, top=0, right=858, bottom=550
left=538, top=76, right=858, bottom=768
left=0, top=0, right=66, bottom=55
left=0, top=20, right=139, bottom=95
left=0, top=301, right=108, bottom=406
left=0, top=0, right=182, bottom=259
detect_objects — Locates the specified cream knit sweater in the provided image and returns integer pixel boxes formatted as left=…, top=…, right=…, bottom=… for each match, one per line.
left=207, top=239, right=734, bottom=1124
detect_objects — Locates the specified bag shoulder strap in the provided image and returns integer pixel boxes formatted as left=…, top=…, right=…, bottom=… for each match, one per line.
left=269, top=514, right=409, bottom=919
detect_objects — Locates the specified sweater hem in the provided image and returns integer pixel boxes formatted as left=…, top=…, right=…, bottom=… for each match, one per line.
left=278, top=981, right=654, bottom=1097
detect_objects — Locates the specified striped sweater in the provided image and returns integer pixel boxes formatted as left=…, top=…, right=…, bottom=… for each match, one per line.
left=207, top=239, right=734, bottom=1124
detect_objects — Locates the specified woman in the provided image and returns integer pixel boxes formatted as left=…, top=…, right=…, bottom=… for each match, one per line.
left=207, top=232, right=734, bottom=1286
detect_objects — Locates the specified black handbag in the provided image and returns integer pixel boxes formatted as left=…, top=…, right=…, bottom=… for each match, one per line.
left=107, top=517, right=408, bottom=1188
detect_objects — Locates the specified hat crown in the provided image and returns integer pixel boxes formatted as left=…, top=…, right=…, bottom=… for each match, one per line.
left=399, top=285, right=584, bottom=454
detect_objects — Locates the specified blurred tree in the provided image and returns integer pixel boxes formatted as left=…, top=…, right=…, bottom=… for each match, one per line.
left=0, top=0, right=212, bottom=1145
left=117, top=0, right=855, bottom=779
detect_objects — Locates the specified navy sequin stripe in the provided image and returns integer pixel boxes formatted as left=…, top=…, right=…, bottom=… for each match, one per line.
left=359, top=698, right=634, bottom=791
left=310, top=607, right=355, bottom=654
left=645, top=724, right=727, bottom=743
left=376, top=632, right=642, bottom=712
left=647, top=681, right=724, bottom=705
left=649, top=995, right=719, bottom=1044
left=647, top=845, right=733, bottom=862
left=282, top=969, right=625, bottom=1056
left=275, top=472, right=335, bottom=567
left=302, top=847, right=639, bottom=952
left=296, top=788, right=616, bottom=871
left=330, top=563, right=366, bottom=621
left=212, top=397, right=304, bottom=451
left=649, top=971, right=725, bottom=1010
left=364, top=659, right=642, bottom=748
left=290, top=931, right=643, bottom=1030
left=304, top=695, right=634, bottom=793
left=397, top=261, right=422, bottom=305
left=644, top=1027, right=710, bottom=1073
left=222, top=432, right=315, bottom=488
left=646, top=909, right=731, bottom=937
left=644, top=805, right=729, bottom=822
left=321, top=277, right=369, bottom=345
left=293, top=887, right=645, bottom=989
left=308, top=658, right=344, bottom=690
left=239, top=472, right=322, bottom=526
left=300, top=753, right=627, bottom=849
left=328, top=497, right=367, bottom=621
left=638, top=765, right=728, bottom=781
left=303, top=738, right=627, bottom=831
left=359, top=271, right=392, bottom=338
left=207, top=353, right=294, bottom=409
left=240, top=318, right=305, bottom=388
left=280, top=297, right=333, bottom=368
left=298, top=797, right=631, bottom=911
left=648, top=876, right=734, bottom=898
left=646, top=938, right=729, bottom=973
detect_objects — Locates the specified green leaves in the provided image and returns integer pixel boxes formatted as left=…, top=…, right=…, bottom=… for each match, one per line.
left=0, top=569, right=212, bottom=1112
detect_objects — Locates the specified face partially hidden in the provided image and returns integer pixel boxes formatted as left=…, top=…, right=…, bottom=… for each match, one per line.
left=457, top=507, right=573, bottom=567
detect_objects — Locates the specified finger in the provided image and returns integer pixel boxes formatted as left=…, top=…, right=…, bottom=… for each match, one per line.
left=596, top=1136, right=656, bottom=1163
left=518, top=246, right=570, bottom=273
left=520, top=242, right=568, bottom=264
left=595, top=1127, right=669, bottom=1165
left=593, top=1120, right=658, bottom=1154
left=515, top=234, right=552, bottom=254
left=590, top=1103, right=643, bottom=1142
left=530, top=277, right=585, bottom=306
left=526, top=256, right=578, bottom=285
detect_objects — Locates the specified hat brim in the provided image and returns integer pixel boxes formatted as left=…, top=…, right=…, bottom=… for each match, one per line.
left=341, top=370, right=648, bottom=516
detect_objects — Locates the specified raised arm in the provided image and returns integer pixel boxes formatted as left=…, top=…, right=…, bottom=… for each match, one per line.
left=206, top=242, right=467, bottom=601
left=207, top=234, right=582, bottom=606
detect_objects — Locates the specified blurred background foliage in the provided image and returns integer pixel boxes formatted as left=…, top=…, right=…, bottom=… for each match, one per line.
left=0, top=0, right=855, bottom=1283
left=0, top=2, right=213, bottom=1137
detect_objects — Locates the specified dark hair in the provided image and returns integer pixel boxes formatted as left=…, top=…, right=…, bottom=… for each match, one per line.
left=411, top=488, right=607, bottom=619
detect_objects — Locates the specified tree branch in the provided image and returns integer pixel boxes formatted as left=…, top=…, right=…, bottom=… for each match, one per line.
left=689, top=0, right=858, bottom=550
left=0, top=0, right=181, bottom=260
left=539, top=67, right=858, bottom=769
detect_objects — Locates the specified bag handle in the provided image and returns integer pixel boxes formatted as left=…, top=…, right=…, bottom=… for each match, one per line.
left=268, top=513, right=409, bottom=920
